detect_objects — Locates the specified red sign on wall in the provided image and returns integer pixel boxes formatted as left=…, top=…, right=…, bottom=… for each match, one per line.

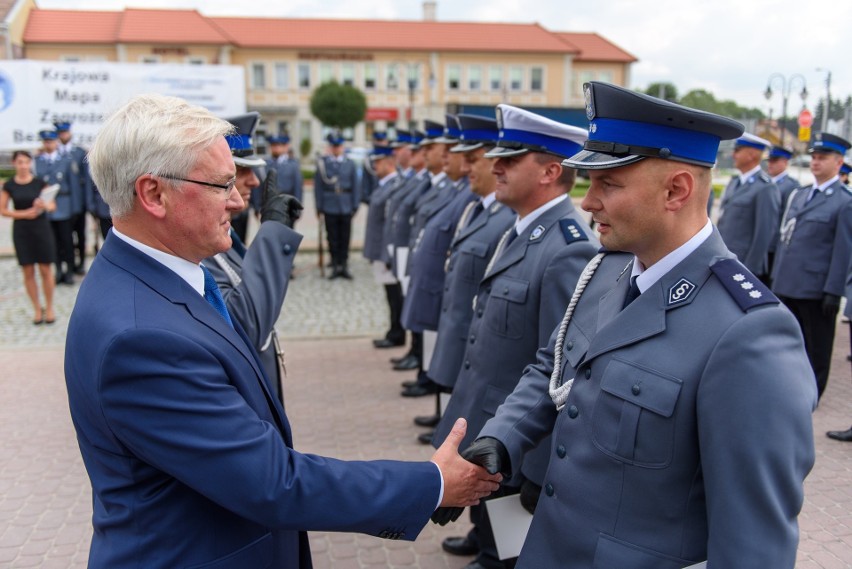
left=365, top=108, right=399, bottom=121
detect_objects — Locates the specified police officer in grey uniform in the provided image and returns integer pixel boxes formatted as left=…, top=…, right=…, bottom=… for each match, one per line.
left=35, top=129, right=79, bottom=285
left=825, top=259, right=852, bottom=441
left=315, top=131, right=360, bottom=279
left=716, top=132, right=780, bottom=282
left=439, top=83, right=816, bottom=569
left=432, top=106, right=597, bottom=569
left=772, top=132, right=852, bottom=398
left=55, top=121, right=89, bottom=275
left=203, top=112, right=303, bottom=404
left=360, top=131, right=389, bottom=204
left=767, top=145, right=800, bottom=274
left=264, top=134, right=304, bottom=204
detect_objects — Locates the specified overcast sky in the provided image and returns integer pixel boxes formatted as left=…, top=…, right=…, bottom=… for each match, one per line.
left=36, top=0, right=846, bottom=116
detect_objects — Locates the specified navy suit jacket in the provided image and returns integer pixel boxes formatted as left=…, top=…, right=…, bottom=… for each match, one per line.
left=65, top=233, right=441, bottom=569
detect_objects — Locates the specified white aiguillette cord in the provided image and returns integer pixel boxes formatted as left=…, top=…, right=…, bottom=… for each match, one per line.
left=549, top=253, right=605, bottom=410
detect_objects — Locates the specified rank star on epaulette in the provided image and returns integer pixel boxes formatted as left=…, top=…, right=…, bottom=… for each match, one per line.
left=711, top=258, right=778, bottom=311
left=530, top=225, right=546, bottom=240
left=559, top=219, right=589, bottom=244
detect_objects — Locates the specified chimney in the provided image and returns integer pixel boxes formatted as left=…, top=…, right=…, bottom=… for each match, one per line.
left=423, top=1, right=437, bottom=21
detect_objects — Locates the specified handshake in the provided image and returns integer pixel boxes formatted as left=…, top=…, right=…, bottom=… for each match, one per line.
left=429, top=418, right=509, bottom=526
left=260, top=169, right=303, bottom=228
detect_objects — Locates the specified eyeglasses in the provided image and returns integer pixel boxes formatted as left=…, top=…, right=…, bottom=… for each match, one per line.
left=157, top=174, right=237, bottom=195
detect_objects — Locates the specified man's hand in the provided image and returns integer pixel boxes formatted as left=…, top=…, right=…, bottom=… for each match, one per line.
left=822, top=293, right=841, bottom=317
left=260, top=170, right=303, bottom=228
left=431, top=419, right=502, bottom=509
left=461, top=437, right=510, bottom=478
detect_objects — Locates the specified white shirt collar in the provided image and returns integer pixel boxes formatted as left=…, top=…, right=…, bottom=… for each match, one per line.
left=771, top=171, right=789, bottom=184
left=481, top=192, right=497, bottom=209
left=112, top=227, right=205, bottom=296
left=738, top=165, right=762, bottom=184
left=815, top=175, right=839, bottom=192
left=430, top=171, right=447, bottom=186
left=514, top=194, right=567, bottom=237
left=379, top=171, right=398, bottom=186
left=631, top=219, right=713, bottom=293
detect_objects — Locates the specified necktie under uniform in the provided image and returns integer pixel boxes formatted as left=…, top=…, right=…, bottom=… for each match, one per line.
left=622, top=276, right=641, bottom=309
left=201, top=265, right=233, bottom=328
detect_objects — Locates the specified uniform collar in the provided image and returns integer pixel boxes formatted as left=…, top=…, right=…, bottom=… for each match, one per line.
left=737, top=165, right=762, bottom=184
left=514, top=193, right=567, bottom=236
left=379, top=171, right=399, bottom=186
left=814, top=174, right=840, bottom=192
left=481, top=192, right=497, bottom=208
left=771, top=171, right=789, bottom=184
left=112, top=227, right=205, bottom=296
left=631, top=219, right=713, bottom=293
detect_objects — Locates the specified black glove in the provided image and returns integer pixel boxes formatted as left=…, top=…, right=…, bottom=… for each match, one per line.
left=519, top=479, right=541, bottom=515
left=430, top=506, right=464, bottom=526
left=461, top=437, right=511, bottom=478
left=260, top=170, right=303, bottom=228
left=821, top=293, right=841, bottom=317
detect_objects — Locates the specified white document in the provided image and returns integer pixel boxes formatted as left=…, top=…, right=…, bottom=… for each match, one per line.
left=439, top=392, right=451, bottom=415
left=422, top=330, right=437, bottom=372
left=38, top=183, right=60, bottom=204
left=484, top=494, right=533, bottom=560
left=394, top=247, right=409, bottom=281
left=683, top=563, right=707, bottom=569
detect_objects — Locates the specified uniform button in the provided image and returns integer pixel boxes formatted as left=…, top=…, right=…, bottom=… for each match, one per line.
left=584, top=368, right=591, bottom=379
left=632, top=384, right=641, bottom=395
left=464, top=360, right=471, bottom=369
left=469, top=334, right=476, bottom=344
left=556, top=445, right=566, bottom=458
left=442, top=307, right=447, bottom=313
left=566, top=341, right=574, bottom=351
left=503, top=287, right=509, bottom=294
left=545, top=483, right=554, bottom=497
left=283, top=244, right=292, bottom=254
left=477, top=309, right=483, bottom=317
left=567, top=405, right=578, bottom=419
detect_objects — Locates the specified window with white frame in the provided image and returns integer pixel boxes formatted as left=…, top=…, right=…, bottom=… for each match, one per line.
left=298, top=63, right=311, bottom=89
left=530, top=67, right=544, bottom=92
left=251, top=63, right=266, bottom=89
left=364, top=63, right=377, bottom=90
left=489, top=65, right=502, bottom=91
left=509, top=66, right=523, bottom=91
left=447, top=64, right=461, bottom=91
left=407, top=64, right=420, bottom=90
left=274, top=63, right=289, bottom=90
left=386, top=63, right=399, bottom=91
left=468, top=66, right=482, bottom=91
left=341, top=63, right=355, bottom=86
left=318, top=62, right=334, bottom=84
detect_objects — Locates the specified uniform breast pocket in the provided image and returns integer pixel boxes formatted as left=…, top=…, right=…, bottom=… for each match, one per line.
left=592, top=358, right=682, bottom=468
left=484, top=277, right=528, bottom=339
left=457, top=241, right=490, bottom=282
left=424, top=220, right=454, bottom=253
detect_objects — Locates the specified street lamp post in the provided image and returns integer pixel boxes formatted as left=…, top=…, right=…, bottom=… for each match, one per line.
left=764, top=73, right=808, bottom=146
left=816, top=68, right=832, bottom=133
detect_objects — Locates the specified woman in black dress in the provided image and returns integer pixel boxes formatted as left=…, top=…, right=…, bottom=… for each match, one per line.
left=1, top=150, right=57, bottom=324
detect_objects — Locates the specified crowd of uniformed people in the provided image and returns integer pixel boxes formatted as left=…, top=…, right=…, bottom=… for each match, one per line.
left=4, top=82, right=851, bottom=568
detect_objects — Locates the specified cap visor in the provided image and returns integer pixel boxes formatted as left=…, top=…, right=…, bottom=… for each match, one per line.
left=234, top=155, right=266, bottom=168
left=484, top=146, right=529, bottom=159
left=434, top=136, right=459, bottom=144
left=562, top=150, right=645, bottom=170
left=450, top=142, right=484, bottom=153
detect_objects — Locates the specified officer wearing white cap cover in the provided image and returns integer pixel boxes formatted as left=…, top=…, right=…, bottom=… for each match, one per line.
left=456, top=83, right=815, bottom=568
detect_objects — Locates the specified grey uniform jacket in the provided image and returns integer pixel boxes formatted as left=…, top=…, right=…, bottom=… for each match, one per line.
left=770, top=173, right=801, bottom=253
left=406, top=176, right=456, bottom=254
left=264, top=157, right=304, bottom=203
left=428, top=200, right=515, bottom=388
left=202, top=222, right=302, bottom=399
left=401, top=185, right=477, bottom=333
left=772, top=180, right=852, bottom=299
left=313, top=156, right=360, bottom=215
left=362, top=174, right=403, bottom=263
left=62, top=145, right=88, bottom=216
left=479, top=230, right=816, bottom=569
left=386, top=171, right=428, bottom=247
left=716, top=171, right=780, bottom=276
left=433, top=198, right=599, bottom=486
left=35, top=154, right=79, bottom=221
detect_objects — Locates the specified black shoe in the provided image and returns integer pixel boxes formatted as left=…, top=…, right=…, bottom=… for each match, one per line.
left=442, top=536, right=479, bottom=557
left=400, top=380, right=417, bottom=388
left=373, top=338, right=405, bottom=348
left=401, top=384, right=438, bottom=397
left=328, top=268, right=341, bottom=280
left=417, top=431, right=434, bottom=445
left=392, top=355, right=419, bottom=371
left=74, top=266, right=86, bottom=276
left=60, top=273, right=75, bottom=285
left=826, top=427, right=852, bottom=442
left=414, top=414, right=440, bottom=427
left=390, top=352, right=413, bottom=364
left=339, top=268, right=353, bottom=280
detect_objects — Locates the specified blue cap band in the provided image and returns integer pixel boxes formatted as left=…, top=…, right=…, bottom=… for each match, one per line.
left=500, top=128, right=584, bottom=158
left=589, top=117, right=721, bottom=165
left=769, top=147, right=792, bottom=159
left=372, top=146, right=394, bottom=157
left=39, top=130, right=58, bottom=140
left=425, top=127, right=443, bottom=138
left=396, top=132, right=413, bottom=144
left=812, top=140, right=847, bottom=154
left=735, top=139, right=768, bottom=150
left=225, top=133, right=252, bottom=152
left=460, top=128, right=498, bottom=143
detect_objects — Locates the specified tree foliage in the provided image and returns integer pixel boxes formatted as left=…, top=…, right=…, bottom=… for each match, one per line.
left=642, top=84, right=764, bottom=120
left=309, top=81, right=367, bottom=129
left=644, top=82, right=678, bottom=102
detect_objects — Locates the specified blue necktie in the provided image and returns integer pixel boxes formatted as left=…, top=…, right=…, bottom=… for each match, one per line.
left=230, top=229, right=247, bottom=258
left=467, top=202, right=485, bottom=226
left=622, top=276, right=641, bottom=309
left=505, top=227, right=518, bottom=247
left=201, top=265, right=233, bottom=328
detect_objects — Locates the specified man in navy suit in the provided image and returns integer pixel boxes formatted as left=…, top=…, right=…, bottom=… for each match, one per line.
left=64, top=93, right=501, bottom=569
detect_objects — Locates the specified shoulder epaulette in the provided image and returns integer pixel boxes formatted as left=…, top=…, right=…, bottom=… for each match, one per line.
left=758, top=171, right=772, bottom=183
left=559, top=219, right=589, bottom=244
left=710, top=258, right=779, bottom=311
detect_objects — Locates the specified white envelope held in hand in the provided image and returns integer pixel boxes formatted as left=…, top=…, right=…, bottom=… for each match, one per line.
left=484, top=494, right=533, bottom=560
left=38, top=184, right=60, bottom=204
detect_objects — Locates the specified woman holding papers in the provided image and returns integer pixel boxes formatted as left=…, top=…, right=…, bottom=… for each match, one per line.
left=1, top=150, right=57, bottom=324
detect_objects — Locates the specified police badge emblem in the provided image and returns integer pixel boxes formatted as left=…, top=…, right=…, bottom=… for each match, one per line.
left=530, top=225, right=546, bottom=240
left=668, top=278, right=696, bottom=305
left=584, top=83, right=595, bottom=120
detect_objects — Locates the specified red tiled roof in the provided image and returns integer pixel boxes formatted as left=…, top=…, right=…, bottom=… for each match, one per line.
left=24, top=9, right=121, bottom=44
left=211, top=17, right=576, bottom=53
left=556, top=32, right=637, bottom=63
left=24, top=8, right=230, bottom=45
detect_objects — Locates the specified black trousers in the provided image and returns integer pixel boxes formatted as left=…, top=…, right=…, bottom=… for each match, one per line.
left=71, top=212, right=87, bottom=270
left=50, top=219, right=75, bottom=276
left=384, top=283, right=405, bottom=343
left=779, top=296, right=838, bottom=398
left=324, top=213, right=352, bottom=267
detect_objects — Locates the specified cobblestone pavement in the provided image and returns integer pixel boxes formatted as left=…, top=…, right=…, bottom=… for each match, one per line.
left=1, top=227, right=851, bottom=567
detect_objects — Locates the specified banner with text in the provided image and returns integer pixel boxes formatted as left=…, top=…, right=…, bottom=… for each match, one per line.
left=0, top=60, right=246, bottom=151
